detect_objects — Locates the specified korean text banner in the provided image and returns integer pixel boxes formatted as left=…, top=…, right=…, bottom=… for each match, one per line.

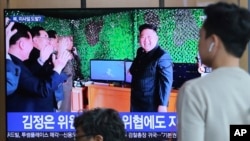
left=7, top=112, right=177, bottom=132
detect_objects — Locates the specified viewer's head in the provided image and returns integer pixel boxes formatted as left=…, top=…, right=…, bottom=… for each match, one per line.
left=73, top=108, right=126, bottom=141
left=139, top=24, right=159, bottom=52
left=31, top=26, right=49, bottom=50
left=198, top=2, right=250, bottom=67
left=9, top=22, right=33, bottom=61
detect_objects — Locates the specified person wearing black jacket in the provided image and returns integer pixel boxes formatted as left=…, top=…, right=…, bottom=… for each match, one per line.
left=130, top=24, right=173, bottom=112
left=7, top=22, right=71, bottom=112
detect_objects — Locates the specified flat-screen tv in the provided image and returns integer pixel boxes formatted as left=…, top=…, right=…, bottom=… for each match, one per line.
left=5, top=7, right=205, bottom=141
left=90, top=59, right=125, bottom=82
left=173, top=63, right=201, bottom=89
left=125, top=61, right=133, bottom=83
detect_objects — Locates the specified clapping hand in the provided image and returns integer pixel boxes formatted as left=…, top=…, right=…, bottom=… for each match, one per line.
left=39, top=44, right=54, bottom=64
left=52, top=50, right=71, bottom=74
left=5, top=17, right=17, bottom=57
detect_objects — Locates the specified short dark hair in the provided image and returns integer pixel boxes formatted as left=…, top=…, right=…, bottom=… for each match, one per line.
left=139, top=24, right=157, bottom=34
left=203, top=2, right=250, bottom=58
left=73, top=108, right=126, bottom=141
left=9, top=22, right=31, bottom=46
left=47, top=30, right=57, bottom=38
left=30, top=26, right=45, bottom=38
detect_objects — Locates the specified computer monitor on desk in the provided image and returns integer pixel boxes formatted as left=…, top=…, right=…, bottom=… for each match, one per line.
left=90, top=59, right=125, bottom=83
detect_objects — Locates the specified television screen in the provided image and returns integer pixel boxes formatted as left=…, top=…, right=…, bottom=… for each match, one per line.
left=173, top=63, right=201, bottom=89
left=90, top=59, right=125, bottom=82
left=125, top=61, right=133, bottom=83
left=5, top=7, right=205, bottom=140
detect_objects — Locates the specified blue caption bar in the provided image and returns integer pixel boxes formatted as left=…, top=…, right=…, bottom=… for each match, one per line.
left=7, top=112, right=177, bottom=132
left=10, top=15, right=44, bottom=22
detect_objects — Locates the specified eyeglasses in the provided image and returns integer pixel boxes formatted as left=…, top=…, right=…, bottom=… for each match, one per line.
left=74, top=134, right=93, bottom=141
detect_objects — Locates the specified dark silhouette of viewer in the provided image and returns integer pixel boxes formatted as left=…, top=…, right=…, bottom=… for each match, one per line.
left=73, top=108, right=126, bottom=141
left=177, top=2, right=250, bottom=141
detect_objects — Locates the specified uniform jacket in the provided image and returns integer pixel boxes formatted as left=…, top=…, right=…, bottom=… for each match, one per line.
left=130, top=45, right=173, bottom=112
left=7, top=55, right=67, bottom=112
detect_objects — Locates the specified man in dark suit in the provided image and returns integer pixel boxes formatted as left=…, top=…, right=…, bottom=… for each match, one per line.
left=25, top=26, right=54, bottom=76
left=7, top=22, right=71, bottom=112
left=47, top=29, right=64, bottom=111
left=130, top=24, right=173, bottom=112
left=25, top=27, right=67, bottom=111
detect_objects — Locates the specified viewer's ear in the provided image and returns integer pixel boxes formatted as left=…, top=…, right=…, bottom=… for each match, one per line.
left=209, top=34, right=219, bottom=52
left=94, top=135, right=103, bottom=141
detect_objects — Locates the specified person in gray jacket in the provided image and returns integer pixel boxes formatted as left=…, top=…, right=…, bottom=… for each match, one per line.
left=177, top=2, right=250, bottom=141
